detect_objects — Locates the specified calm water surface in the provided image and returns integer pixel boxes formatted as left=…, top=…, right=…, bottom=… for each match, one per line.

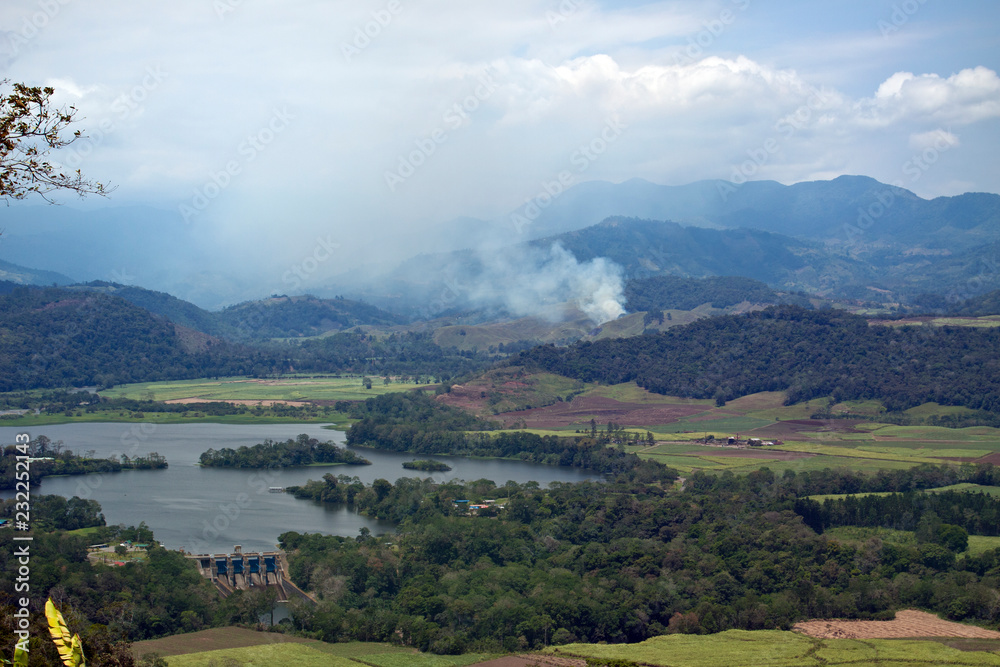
left=1, top=423, right=597, bottom=553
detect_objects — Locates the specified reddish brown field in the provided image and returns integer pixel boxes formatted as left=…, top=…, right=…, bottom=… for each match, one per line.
left=794, top=610, right=1000, bottom=640
left=749, top=419, right=863, bottom=439
left=132, top=627, right=314, bottom=657
left=164, top=398, right=309, bottom=406
left=492, top=396, right=706, bottom=429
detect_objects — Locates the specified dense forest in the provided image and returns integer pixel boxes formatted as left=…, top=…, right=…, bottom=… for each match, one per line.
left=198, top=434, right=371, bottom=468
left=0, top=286, right=496, bottom=391
left=512, top=306, right=1000, bottom=411
left=623, top=275, right=784, bottom=311
left=279, top=463, right=1000, bottom=653
left=344, top=392, right=665, bottom=479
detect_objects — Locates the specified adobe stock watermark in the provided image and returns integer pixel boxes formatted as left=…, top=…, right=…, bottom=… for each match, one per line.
left=509, top=115, right=627, bottom=234
left=547, top=0, right=584, bottom=28
left=214, top=0, right=245, bottom=20
left=842, top=128, right=956, bottom=244
left=947, top=255, right=1000, bottom=304
left=672, top=0, right=751, bottom=66
left=342, top=0, right=402, bottom=62
left=72, top=423, right=158, bottom=501
left=418, top=267, right=470, bottom=321
left=878, top=0, right=929, bottom=38
left=283, top=235, right=341, bottom=290
left=61, top=65, right=168, bottom=170
left=384, top=66, right=499, bottom=192
left=179, top=107, right=295, bottom=223
left=186, top=467, right=282, bottom=554
left=717, top=80, right=831, bottom=202
left=0, top=0, right=73, bottom=60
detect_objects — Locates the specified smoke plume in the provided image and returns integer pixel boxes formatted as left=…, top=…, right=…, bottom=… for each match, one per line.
left=469, top=243, right=626, bottom=325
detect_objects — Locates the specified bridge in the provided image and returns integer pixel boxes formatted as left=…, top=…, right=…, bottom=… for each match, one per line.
left=185, top=546, right=315, bottom=605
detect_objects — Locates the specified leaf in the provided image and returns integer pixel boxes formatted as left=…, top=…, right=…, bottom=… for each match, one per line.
left=44, top=598, right=86, bottom=667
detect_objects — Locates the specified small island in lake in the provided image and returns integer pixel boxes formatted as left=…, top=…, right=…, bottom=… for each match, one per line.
left=402, top=459, right=452, bottom=472
left=199, top=434, right=371, bottom=468
left=2, top=436, right=167, bottom=489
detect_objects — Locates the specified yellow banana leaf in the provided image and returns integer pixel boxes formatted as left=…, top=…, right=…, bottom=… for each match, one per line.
left=44, top=598, right=86, bottom=667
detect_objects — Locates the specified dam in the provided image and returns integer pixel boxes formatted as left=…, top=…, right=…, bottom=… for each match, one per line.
left=185, top=546, right=315, bottom=605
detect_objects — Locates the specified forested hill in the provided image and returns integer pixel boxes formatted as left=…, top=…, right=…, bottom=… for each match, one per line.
left=217, top=293, right=406, bottom=339
left=511, top=306, right=1000, bottom=411
left=68, top=283, right=406, bottom=340
left=0, top=286, right=492, bottom=391
left=623, top=275, right=787, bottom=311
left=0, top=287, right=282, bottom=391
left=68, top=281, right=233, bottom=338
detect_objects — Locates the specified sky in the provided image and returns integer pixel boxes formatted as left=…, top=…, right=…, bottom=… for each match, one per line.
left=1, top=0, right=999, bottom=294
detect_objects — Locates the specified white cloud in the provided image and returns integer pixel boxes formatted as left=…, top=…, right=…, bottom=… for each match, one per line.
left=1, top=0, right=997, bottom=282
left=862, top=67, right=1000, bottom=126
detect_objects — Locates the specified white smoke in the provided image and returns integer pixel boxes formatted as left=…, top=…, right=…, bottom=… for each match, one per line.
left=469, top=243, right=626, bottom=325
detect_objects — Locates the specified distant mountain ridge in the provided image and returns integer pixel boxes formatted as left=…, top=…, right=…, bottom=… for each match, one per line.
left=65, top=283, right=406, bottom=340
left=0, top=258, right=75, bottom=286
left=512, top=175, right=1000, bottom=251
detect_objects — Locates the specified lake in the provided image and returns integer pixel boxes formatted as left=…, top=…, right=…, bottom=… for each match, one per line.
left=0, top=422, right=598, bottom=553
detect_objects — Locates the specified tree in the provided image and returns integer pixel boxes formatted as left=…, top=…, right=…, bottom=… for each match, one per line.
left=1, top=80, right=113, bottom=203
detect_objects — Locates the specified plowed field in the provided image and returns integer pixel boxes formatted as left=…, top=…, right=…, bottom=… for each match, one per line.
left=794, top=610, right=1000, bottom=639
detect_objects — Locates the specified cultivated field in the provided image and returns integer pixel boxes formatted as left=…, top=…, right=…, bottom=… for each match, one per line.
left=134, top=629, right=497, bottom=666
left=102, top=376, right=422, bottom=403
left=546, top=627, right=1000, bottom=666
left=793, top=609, right=1000, bottom=640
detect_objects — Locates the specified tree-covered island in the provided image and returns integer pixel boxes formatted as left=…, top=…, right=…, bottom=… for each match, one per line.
left=198, top=433, right=371, bottom=468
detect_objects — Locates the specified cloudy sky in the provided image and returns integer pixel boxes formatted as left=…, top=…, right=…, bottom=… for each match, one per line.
left=1, top=0, right=999, bottom=291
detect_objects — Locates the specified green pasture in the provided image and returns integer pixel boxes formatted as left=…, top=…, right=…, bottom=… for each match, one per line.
left=926, top=483, right=1000, bottom=496
left=823, top=525, right=1000, bottom=556
left=137, top=630, right=497, bottom=667
left=102, top=376, right=422, bottom=403
left=809, top=484, right=1000, bottom=503
left=582, top=382, right=713, bottom=405
left=548, top=629, right=1000, bottom=666
left=2, top=409, right=351, bottom=427
left=165, top=643, right=359, bottom=666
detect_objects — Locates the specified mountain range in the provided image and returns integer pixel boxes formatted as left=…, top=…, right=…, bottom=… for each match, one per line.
left=1, top=175, right=998, bottom=313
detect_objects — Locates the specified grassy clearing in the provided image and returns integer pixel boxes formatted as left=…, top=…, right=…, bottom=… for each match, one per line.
left=357, top=653, right=498, bottom=667
left=905, top=403, right=984, bottom=419
left=583, top=382, right=713, bottom=406
left=102, top=376, right=422, bottom=403
left=855, top=445, right=991, bottom=458
left=134, top=627, right=315, bottom=658
left=67, top=526, right=103, bottom=538
left=868, top=424, right=1000, bottom=441
left=745, top=397, right=829, bottom=421
left=655, top=416, right=775, bottom=434
left=165, top=643, right=358, bottom=666
left=547, top=629, right=1000, bottom=666
left=926, top=483, right=1000, bottom=496
left=302, top=641, right=414, bottom=658
left=774, top=442, right=943, bottom=464
left=807, top=484, right=1000, bottom=503
left=824, top=526, right=1000, bottom=556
